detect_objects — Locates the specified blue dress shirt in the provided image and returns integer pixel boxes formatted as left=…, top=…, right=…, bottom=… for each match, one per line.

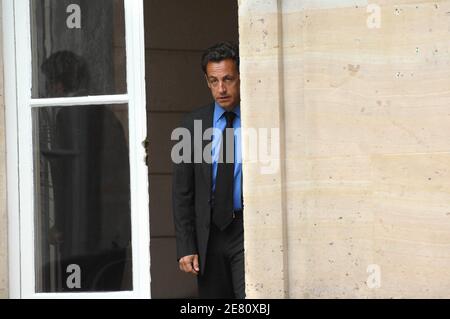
left=212, top=102, right=242, bottom=210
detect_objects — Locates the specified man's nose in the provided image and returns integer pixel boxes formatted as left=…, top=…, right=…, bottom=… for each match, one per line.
left=218, top=81, right=227, bottom=93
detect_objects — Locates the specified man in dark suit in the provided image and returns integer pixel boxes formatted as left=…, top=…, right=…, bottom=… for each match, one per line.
left=172, top=42, right=244, bottom=299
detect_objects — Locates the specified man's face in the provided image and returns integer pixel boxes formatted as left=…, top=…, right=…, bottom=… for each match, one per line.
left=205, top=59, right=240, bottom=111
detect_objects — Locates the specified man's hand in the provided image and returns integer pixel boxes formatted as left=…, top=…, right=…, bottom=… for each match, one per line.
left=179, top=254, right=200, bottom=275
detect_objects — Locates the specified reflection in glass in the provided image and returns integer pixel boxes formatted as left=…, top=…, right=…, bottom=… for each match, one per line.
left=30, top=0, right=127, bottom=97
left=33, top=104, right=132, bottom=292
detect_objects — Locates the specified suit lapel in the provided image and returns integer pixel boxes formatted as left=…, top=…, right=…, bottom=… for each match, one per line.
left=201, top=103, right=215, bottom=193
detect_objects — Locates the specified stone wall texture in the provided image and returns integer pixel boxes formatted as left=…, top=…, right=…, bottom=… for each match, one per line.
left=239, top=0, right=450, bottom=298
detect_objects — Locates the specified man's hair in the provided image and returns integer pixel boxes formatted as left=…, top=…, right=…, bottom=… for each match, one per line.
left=201, top=41, right=239, bottom=74
left=41, top=50, right=90, bottom=94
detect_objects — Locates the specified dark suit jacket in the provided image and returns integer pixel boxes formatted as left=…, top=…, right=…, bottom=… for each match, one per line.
left=172, top=103, right=215, bottom=274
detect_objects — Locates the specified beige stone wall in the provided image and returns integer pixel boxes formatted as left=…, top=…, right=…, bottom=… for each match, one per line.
left=240, top=0, right=450, bottom=298
left=0, top=3, right=8, bottom=299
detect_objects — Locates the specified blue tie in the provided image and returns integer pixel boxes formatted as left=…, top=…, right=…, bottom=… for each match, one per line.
left=212, top=112, right=236, bottom=230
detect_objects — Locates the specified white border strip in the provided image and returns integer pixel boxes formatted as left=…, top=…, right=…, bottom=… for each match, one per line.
left=30, top=291, right=137, bottom=299
left=15, top=0, right=35, bottom=298
left=3, top=0, right=21, bottom=299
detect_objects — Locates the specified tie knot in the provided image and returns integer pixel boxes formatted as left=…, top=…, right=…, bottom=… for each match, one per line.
left=224, top=112, right=236, bottom=128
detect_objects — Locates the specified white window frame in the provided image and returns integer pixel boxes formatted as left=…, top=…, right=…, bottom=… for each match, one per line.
left=3, top=0, right=151, bottom=299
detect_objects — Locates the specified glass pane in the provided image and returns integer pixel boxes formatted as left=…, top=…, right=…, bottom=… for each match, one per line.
left=33, top=104, right=132, bottom=292
left=30, top=0, right=127, bottom=98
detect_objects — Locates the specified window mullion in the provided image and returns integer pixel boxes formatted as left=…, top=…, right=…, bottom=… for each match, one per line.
left=29, top=94, right=130, bottom=108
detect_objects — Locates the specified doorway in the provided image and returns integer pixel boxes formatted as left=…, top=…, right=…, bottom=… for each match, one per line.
left=144, top=0, right=239, bottom=298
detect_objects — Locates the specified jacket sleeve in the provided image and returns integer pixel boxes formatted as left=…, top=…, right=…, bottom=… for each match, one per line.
left=172, top=116, right=197, bottom=260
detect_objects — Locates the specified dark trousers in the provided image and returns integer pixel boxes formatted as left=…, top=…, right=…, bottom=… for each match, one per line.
left=198, top=214, right=245, bottom=299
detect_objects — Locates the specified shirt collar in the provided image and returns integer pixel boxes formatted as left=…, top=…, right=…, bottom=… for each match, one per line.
left=214, top=102, right=240, bottom=124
